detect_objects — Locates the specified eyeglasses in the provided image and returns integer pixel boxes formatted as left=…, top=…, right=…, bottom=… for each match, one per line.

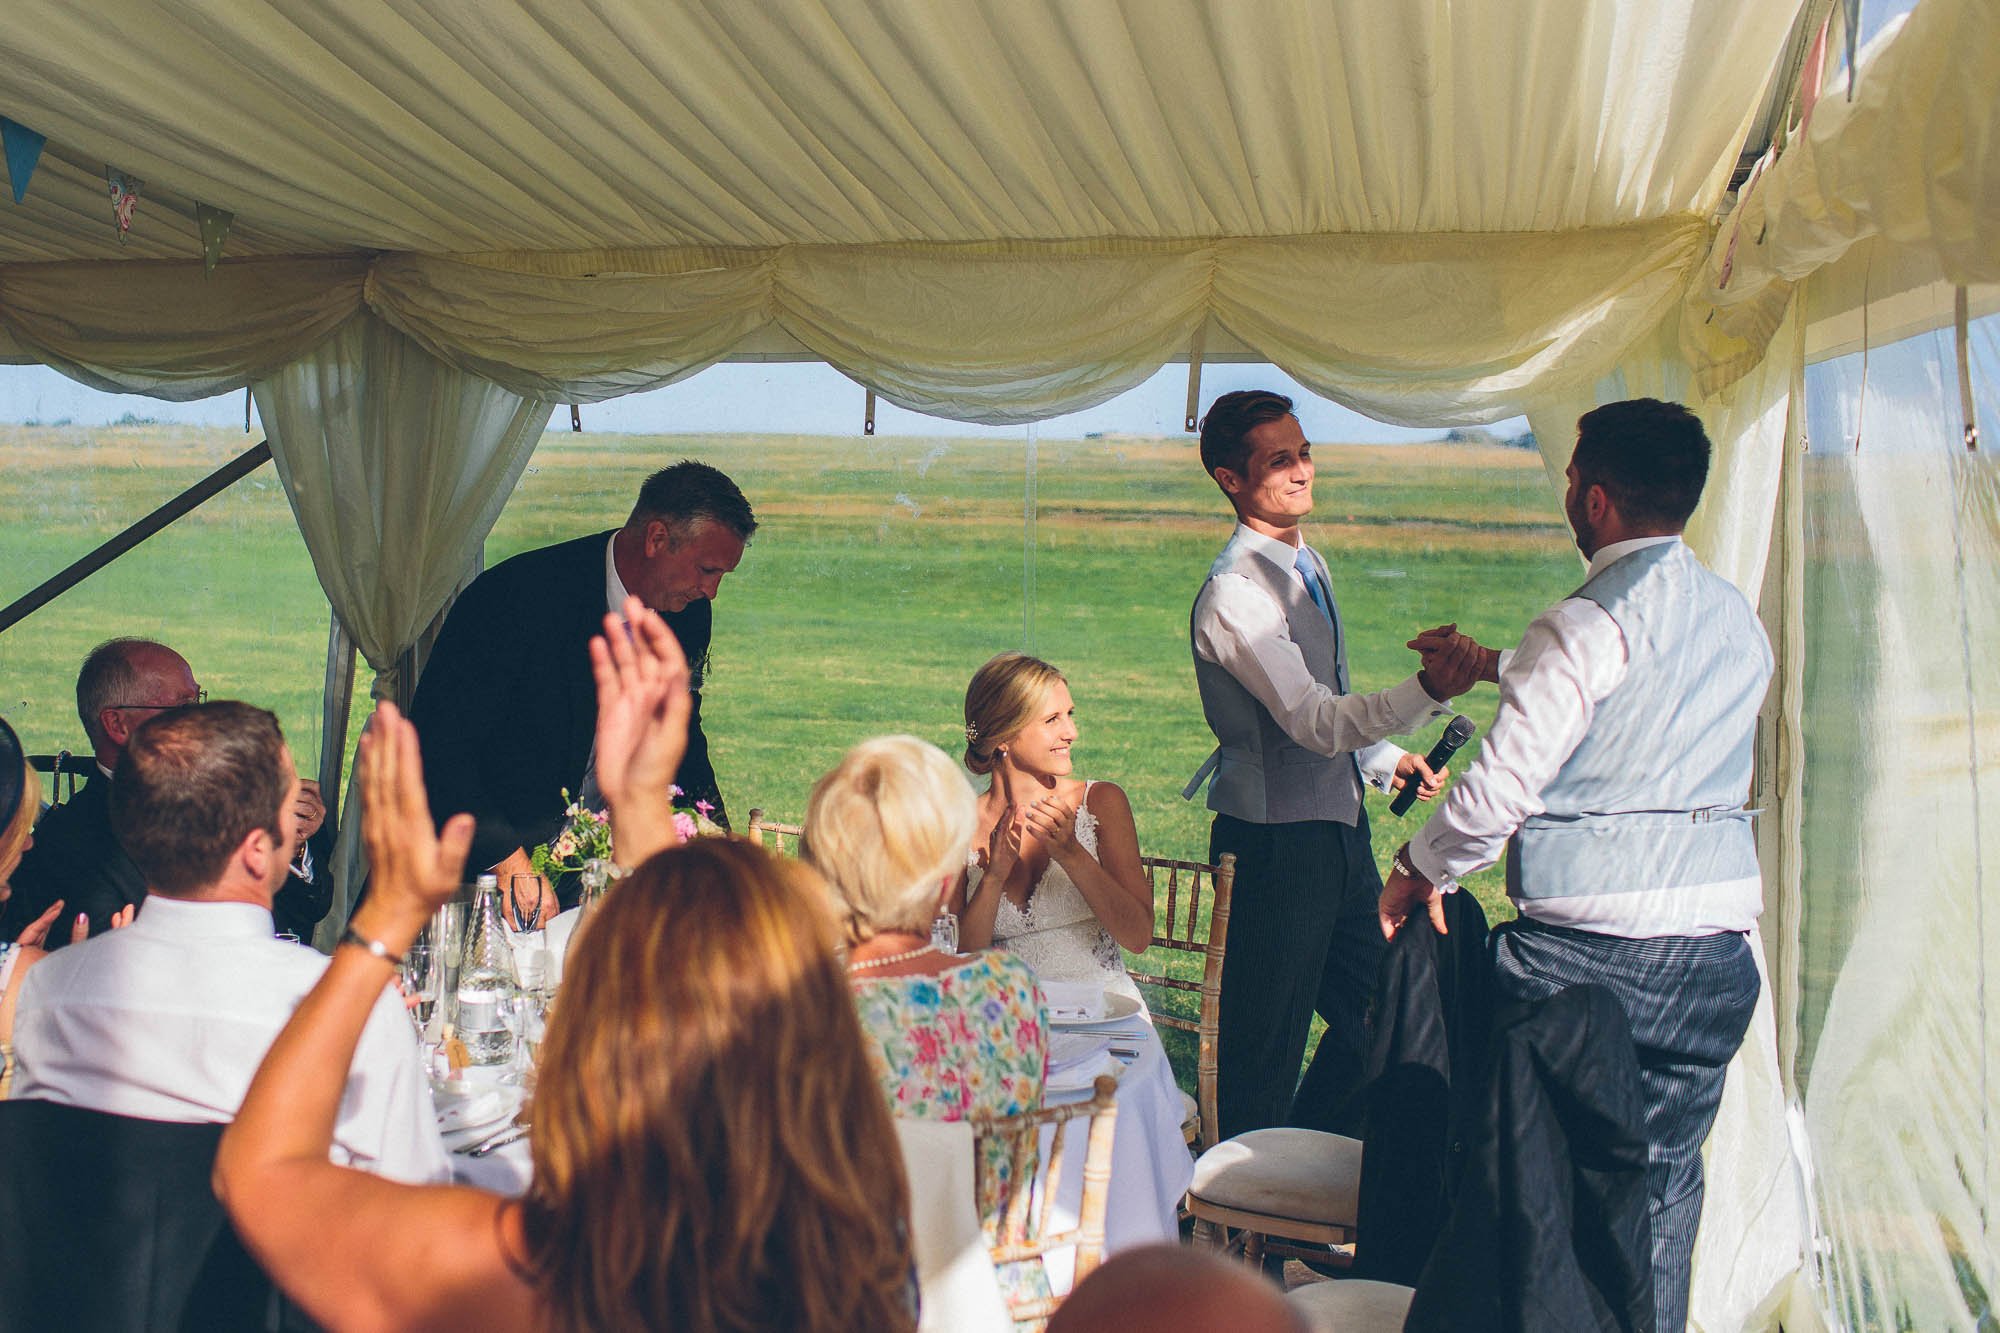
left=105, top=689, right=208, bottom=710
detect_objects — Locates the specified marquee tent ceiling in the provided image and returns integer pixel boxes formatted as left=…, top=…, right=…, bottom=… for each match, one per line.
left=2, top=1, right=1806, bottom=262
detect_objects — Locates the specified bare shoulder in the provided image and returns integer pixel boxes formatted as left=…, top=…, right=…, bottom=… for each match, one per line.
left=1082, top=780, right=1135, bottom=824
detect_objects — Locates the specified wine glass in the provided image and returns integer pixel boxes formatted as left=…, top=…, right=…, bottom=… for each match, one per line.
left=510, top=873, right=548, bottom=932
left=399, top=941, right=438, bottom=1047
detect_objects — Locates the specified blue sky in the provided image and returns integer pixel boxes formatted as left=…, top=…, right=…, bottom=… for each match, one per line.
left=0, top=360, right=1520, bottom=443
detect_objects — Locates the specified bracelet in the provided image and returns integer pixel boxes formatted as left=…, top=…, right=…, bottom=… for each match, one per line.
left=1391, top=843, right=1423, bottom=883
left=339, top=924, right=407, bottom=968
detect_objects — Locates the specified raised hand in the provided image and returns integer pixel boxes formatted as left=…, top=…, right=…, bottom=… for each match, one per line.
left=357, top=702, right=475, bottom=939
left=589, top=595, right=693, bottom=863
left=1391, top=752, right=1447, bottom=803
left=14, top=899, right=64, bottom=948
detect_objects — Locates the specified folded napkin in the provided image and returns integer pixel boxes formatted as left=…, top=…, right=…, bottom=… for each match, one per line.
left=1045, top=1050, right=1124, bottom=1094
left=1039, top=980, right=1106, bottom=1023
left=1047, top=1031, right=1112, bottom=1074
left=435, top=1085, right=524, bottom=1152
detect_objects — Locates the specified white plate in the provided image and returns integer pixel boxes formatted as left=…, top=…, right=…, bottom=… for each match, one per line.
left=1048, top=991, right=1142, bottom=1028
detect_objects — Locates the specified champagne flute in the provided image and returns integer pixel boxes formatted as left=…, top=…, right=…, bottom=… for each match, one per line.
left=399, top=941, right=438, bottom=1046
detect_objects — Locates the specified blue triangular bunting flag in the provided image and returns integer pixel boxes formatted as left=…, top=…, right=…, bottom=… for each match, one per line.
left=2, top=119, right=45, bottom=205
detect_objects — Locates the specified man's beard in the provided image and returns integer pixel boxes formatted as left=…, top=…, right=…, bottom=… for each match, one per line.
left=1566, top=492, right=1597, bottom=556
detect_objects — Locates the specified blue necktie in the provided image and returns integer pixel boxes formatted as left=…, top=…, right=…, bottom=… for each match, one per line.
left=1293, top=547, right=1334, bottom=626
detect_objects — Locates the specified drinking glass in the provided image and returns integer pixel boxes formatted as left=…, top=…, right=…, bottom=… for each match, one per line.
left=510, top=873, right=549, bottom=932
left=930, top=911, right=959, bottom=955
left=400, top=942, right=438, bottom=1038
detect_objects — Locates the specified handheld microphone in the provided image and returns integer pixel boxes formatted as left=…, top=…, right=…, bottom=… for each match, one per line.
left=1389, top=715, right=1477, bottom=816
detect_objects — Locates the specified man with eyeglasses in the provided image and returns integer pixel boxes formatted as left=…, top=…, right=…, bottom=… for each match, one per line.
left=2, top=638, right=333, bottom=944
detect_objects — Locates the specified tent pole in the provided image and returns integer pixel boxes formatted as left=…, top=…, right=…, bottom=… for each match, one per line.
left=0, top=439, right=273, bottom=635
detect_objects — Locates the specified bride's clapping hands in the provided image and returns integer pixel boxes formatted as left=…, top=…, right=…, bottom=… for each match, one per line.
left=1022, top=794, right=1079, bottom=862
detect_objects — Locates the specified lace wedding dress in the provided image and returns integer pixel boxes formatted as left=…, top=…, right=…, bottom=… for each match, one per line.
left=967, top=783, right=1141, bottom=1005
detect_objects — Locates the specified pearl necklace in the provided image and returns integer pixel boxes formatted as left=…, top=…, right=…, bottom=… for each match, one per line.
left=849, top=943, right=937, bottom=971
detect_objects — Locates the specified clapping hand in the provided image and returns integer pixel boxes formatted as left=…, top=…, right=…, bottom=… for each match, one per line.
left=983, top=805, right=1027, bottom=880
left=293, top=779, right=327, bottom=841
left=589, top=594, right=692, bottom=863
left=357, top=702, right=475, bottom=937
left=1021, top=794, right=1080, bottom=862
left=14, top=898, right=136, bottom=948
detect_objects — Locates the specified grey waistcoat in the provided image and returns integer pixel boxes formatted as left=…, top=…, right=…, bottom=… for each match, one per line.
left=1189, top=543, right=1366, bottom=825
left=1507, top=541, right=1771, bottom=902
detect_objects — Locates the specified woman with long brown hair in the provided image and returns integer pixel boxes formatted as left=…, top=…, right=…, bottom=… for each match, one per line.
left=215, top=600, right=915, bottom=1332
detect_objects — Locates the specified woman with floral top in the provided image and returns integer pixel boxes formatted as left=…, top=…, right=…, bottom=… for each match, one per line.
left=803, top=735, right=1047, bottom=1120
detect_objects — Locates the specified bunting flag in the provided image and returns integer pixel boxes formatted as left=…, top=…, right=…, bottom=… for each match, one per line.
left=2, top=119, right=45, bottom=204
left=195, top=202, right=233, bottom=274
left=1841, top=0, right=1861, bottom=99
left=106, top=167, right=143, bottom=241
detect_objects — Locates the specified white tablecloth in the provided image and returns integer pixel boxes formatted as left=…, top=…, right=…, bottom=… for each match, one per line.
left=1038, top=1009, right=1193, bottom=1294
left=448, top=999, right=1198, bottom=1279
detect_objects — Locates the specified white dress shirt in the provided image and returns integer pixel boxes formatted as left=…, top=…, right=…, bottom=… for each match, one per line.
left=605, top=532, right=629, bottom=615
left=1193, top=523, right=1447, bottom=785
left=11, top=895, right=449, bottom=1184
left=1408, top=535, right=1764, bottom=937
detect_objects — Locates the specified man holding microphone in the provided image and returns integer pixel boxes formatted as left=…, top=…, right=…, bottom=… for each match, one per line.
left=1382, top=398, right=1770, bottom=1332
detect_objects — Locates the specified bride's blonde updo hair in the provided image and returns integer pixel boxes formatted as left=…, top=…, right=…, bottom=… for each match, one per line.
left=963, top=652, right=1067, bottom=776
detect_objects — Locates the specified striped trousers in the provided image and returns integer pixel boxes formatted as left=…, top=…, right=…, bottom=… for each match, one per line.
left=1491, top=919, right=1760, bottom=1333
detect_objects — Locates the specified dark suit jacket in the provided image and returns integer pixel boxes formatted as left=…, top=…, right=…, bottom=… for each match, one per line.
left=0, top=774, right=335, bottom=947
left=406, top=530, right=725, bottom=876
left=1355, top=891, right=1491, bottom=1286
left=1405, top=984, right=1655, bottom=1333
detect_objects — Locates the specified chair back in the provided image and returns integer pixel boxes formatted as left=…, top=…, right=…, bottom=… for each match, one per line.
left=1124, top=852, right=1235, bottom=1149
left=0, top=1100, right=279, bottom=1331
left=744, top=808, right=804, bottom=855
left=972, top=1074, right=1120, bottom=1328
left=27, top=750, right=93, bottom=805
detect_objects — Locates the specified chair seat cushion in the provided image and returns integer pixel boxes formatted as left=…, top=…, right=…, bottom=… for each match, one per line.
left=1179, top=1090, right=1199, bottom=1144
left=1287, top=1278, right=1414, bottom=1331
left=1187, top=1127, right=1363, bottom=1227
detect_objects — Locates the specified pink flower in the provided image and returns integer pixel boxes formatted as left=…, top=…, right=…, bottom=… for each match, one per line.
left=670, top=784, right=684, bottom=798
left=695, top=799, right=715, bottom=817
left=552, top=832, right=577, bottom=859
left=673, top=811, right=699, bottom=841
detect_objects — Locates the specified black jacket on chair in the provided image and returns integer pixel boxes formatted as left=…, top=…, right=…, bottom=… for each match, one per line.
left=1405, top=983, right=1655, bottom=1333
left=0, top=1100, right=280, bottom=1331
left=406, top=530, right=725, bottom=881
left=1354, top=890, right=1491, bottom=1286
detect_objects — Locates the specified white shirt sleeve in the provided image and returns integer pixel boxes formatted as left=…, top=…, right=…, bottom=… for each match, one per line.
left=1407, top=598, right=1629, bottom=889
left=331, top=984, right=452, bottom=1185
left=1194, top=573, right=1451, bottom=757
left=1356, top=740, right=1407, bottom=792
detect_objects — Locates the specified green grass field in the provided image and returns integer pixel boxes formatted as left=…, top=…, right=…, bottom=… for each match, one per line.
left=0, top=422, right=1581, bottom=1072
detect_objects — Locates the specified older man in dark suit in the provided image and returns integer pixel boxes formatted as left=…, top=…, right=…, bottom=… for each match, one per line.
left=2, top=638, right=334, bottom=945
left=407, top=460, right=755, bottom=919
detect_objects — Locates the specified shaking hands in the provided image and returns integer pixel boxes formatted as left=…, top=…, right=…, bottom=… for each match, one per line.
left=1407, top=623, right=1500, bottom=702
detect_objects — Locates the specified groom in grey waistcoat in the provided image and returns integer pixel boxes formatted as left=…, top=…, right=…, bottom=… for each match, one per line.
left=1381, top=398, right=1771, bottom=1332
left=1187, top=390, right=1484, bottom=1141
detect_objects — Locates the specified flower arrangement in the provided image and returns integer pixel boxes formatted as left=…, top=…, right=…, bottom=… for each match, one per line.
left=529, top=790, right=613, bottom=886
left=531, top=786, right=724, bottom=884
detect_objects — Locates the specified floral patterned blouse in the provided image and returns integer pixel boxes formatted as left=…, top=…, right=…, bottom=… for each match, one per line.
left=850, top=950, right=1047, bottom=1120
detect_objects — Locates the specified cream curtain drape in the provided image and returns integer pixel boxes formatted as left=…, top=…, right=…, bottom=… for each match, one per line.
left=0, top=219, right=1706, bottom=428
left=253, top=313, right=554, bottom=938
left=1682, top=0, right=2000, bottom=396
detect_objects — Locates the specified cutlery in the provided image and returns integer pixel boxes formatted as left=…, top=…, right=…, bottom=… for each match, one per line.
left=466, top=1124, right=531, bottom=1157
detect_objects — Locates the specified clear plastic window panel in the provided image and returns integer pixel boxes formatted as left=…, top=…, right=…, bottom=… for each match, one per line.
left=1798, top=311, right=2000, bottom=1330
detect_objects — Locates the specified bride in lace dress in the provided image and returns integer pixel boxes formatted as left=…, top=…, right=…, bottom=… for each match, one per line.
left=953, top=653, right=1154, bottom=1005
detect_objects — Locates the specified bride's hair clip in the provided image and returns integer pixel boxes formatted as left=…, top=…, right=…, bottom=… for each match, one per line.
left=964, top=721, right=981, bottom=745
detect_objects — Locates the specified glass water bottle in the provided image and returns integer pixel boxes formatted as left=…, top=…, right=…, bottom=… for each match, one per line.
left=455, top=874, right=519, bottom=1067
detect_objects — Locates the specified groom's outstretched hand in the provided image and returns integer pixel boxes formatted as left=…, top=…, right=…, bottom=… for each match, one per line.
left=1409, top=623, right=1500, bottom=699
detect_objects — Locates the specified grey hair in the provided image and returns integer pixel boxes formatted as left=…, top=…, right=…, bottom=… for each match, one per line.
left=76, top=638, right=169, bottom=749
